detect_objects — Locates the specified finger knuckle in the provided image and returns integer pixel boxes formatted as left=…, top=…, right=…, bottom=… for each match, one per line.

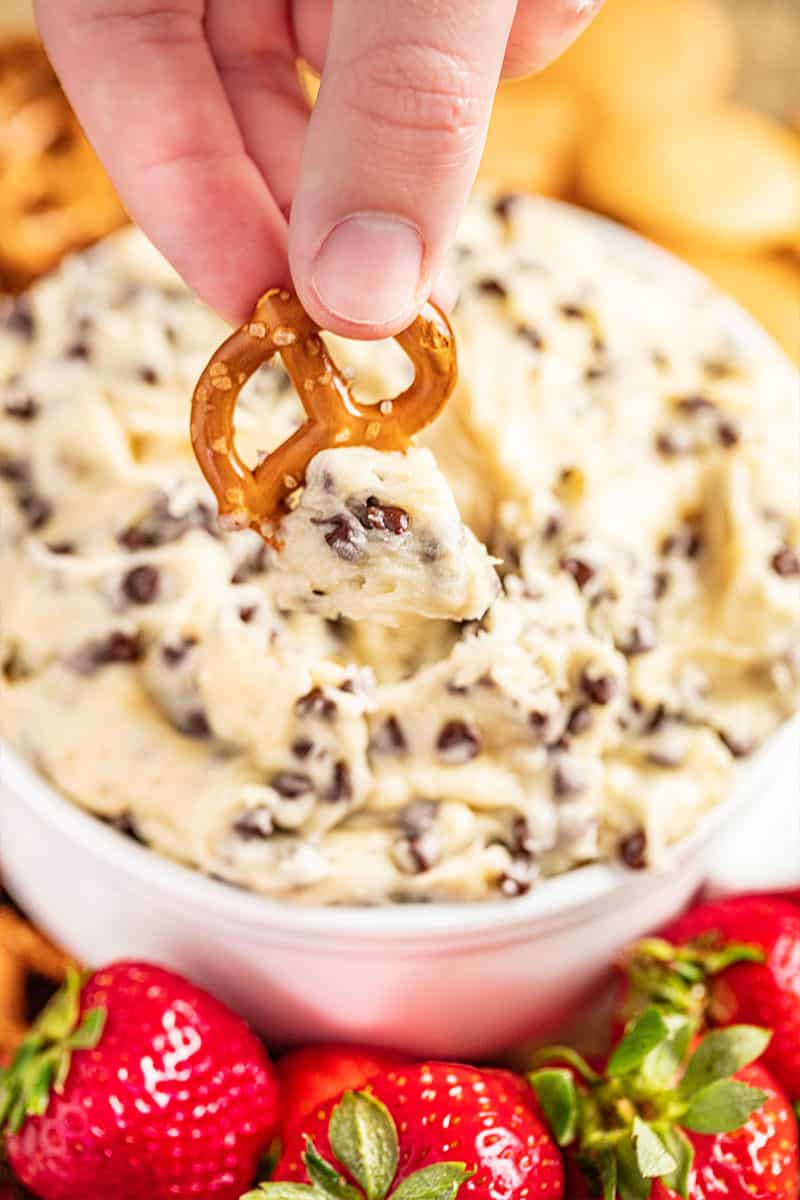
left=340, top=40, right=487, bottom=166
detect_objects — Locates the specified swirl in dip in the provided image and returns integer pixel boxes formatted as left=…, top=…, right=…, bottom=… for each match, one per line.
left=0, top=194, right=797, bottom=904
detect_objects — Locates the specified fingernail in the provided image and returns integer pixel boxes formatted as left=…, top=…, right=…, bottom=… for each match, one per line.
left=311, top=212, right=424, bottom=327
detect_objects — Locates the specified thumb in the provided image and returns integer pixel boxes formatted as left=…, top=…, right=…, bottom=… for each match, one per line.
left=288, top=0, right=517, bottom=338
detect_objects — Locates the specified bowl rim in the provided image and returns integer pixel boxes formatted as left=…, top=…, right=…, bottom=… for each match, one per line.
left=1, top=199, right=797, bottom=942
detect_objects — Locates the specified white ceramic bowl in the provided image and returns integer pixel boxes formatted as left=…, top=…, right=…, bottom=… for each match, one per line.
left=1, top=208, right=798, bottom=1059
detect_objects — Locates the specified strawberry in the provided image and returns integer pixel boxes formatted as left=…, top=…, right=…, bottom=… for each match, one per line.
left=0, top=962, right=281, bottom=1200
left=250, top=1061, right=565, bottom=1200
left=530, top=1008, right=799, bottom=1198
left=277, top=1044, right=410, bottom=1130
left=618, top=895, right=800, bottom=1102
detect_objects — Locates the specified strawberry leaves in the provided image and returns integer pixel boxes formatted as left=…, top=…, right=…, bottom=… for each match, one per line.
left=530, top=1008, right=773, bottom=1199
left=250, top=1091, right=473, bottom=1200
left=0, top=969, right=105, bottom=1136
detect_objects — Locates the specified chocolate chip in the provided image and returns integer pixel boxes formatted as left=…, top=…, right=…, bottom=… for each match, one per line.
left=619, top=829, right=647, bottom=870
left=477, top=278, right=508, bottom=300
left=560, top=555, right=595, bottom=590
left=399, top=800, right=437, bottom=837
left=138, top=366, right=160, bottom=385
left=317, top=514, right=363, bottom=562
left=617, top=621, right=657, bottom=657
left=178, top=710, right=211, bottom=739
left=543, top=514, right=562, bottom=541
left=511, top=816, right=536, bottom=858
left=106, top=811, right=145, bottom=844
left=233, top=807, right=274, bottom=842
left=371, top=715, right=408, bottom=754
left=238, top=604, right=258, bottom=624
left=653, top=571, right=670, bottom=599
left=295, top=687, right=337, bottom=720
left=584, top=365, right=608, bottom=383
left=291, top=738, right=314, bottom=760
left=362, top=498, right=409, bottom=535
left=161, top=636, right=197, bottom=667
left=0, top=458, right=30, bottom=484
left=118, top=496, right=218, bottom=549
left=516, top=323, right=544, bottom=351
left=493, top=193, right=518, bottom=222
left=770, top=546, right=800, bottom=578
left=529, top=710, right=550, bottom=737
left=553, top=762, right=585, bottom=798
left=47, top=540, right=76, bottom=555
left=567, top=704, right=593, bottom=736
left=64, top=341, right=90, bottom=360
left=71, top=630, right=143, bottom=674
left=2, top=299, right=35, bottom=340
left=644, top=703, right=667, bottom=734
left=500, top=857, right=539, bottom=898
left=580, top=670, right=616, bottom=705
left=559, top=303, right=588, bottom=320
left=675, top=393, right=716, bottom=413
left=327, top=760, right=353, bottom=803
left=393, top=831, right=441, bottom=875
left=717, top=419, right=740, bottom=448
left=121, top=564, right=160, bottom=605
left=661, top=528, right=704, bottom=559
left=436, top=720, right=481, bottom=764
left=655, top=432, right=679, bottom=456
left=19, top=491, right=52, bottom=530
left=717, top=730, right=755, bottom=759
left=3, top=396, right=38, bottom=420
left=270, top=771, right=313, bottom=799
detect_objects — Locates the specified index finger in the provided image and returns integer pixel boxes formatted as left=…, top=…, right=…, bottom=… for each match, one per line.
left=34, top=0, right=288, bottom=324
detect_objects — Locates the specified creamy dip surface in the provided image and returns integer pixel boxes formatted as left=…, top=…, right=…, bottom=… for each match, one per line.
left=0, top=194, right=798, bottom=905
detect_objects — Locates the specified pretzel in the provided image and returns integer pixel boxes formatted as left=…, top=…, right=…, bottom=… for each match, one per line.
left=0, top=904, right=74, bottom=1064
left=191, top=289, right=457, bottom=543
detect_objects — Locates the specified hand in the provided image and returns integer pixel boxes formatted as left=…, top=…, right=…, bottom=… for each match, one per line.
left=35, top=0, right=602, bottom=337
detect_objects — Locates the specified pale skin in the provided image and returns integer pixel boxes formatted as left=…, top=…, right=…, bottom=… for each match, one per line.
left=35, top=1, right=603, bottom=339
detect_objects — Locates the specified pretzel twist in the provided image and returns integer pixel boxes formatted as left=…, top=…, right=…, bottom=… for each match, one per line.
left=191, top=289, right=457, bottom=543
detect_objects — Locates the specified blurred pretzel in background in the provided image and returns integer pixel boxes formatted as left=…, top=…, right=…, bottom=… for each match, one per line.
left=0, top=902, right=73, bottom=1065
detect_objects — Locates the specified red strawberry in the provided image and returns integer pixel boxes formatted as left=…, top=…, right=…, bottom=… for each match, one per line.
left=254, top=1061, right=564, bottom=1200
left=531, top=1010, right=799, bottom=1198
left=277, top=1044, right=410, bottom=1129
left=618, top=895, right=800, bottom=1101
left=0, top=962, right=281, bottom=1200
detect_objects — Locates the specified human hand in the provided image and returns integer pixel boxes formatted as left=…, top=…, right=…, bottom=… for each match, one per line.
left=35, top=1, right=602, bottom=337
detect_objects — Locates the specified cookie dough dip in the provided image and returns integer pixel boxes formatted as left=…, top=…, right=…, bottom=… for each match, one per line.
left=0, top=194, right=798, bottom=905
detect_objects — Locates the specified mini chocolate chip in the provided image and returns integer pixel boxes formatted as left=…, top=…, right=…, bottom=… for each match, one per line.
left=121, top=564, right=160, bottom=605
left=511, top=816, right=536, bottom=858
left=71, top=630, right=143, bottom=674
left=553, top=762, right=585, bottom=798
left=717, top=730, right=755, bottom=759
left=619, top=829, right=647, bottom=870
left=617, top=621, right=657, bottom=657
left=138, top=366, right=160, bottom=385
left=47, top=540, right=76, bottom=555
left=560, top=555, right=595, bottom=590
left=238, top=604, right=258, bottom=623
left=363, top=498, right=409, bottom=535
left=477, top=278, right=508, bottom=299
left=543, top=514, right=562, bottom=541
left=500, top=857, right=539, bottom=898
left=436, top=720, right=481, bottom=764
left=118, top=496, right=218, bottom=549
left=3, top=396, right=38, bottom=420
left=0, top=458, right=30, bottom=484
left=161, top=636, right=197, bottom=666
left=400, top=800, right=437, bottom=837
left=270, top=771, right=313, bottom=798
left=64, top=341, right=90, bottom=360
left=580, top=670, right=616, bottom=705
left=233, top=807, right=274, bottom=842
left=516, top=323, right=544, bottom=351
left=291, top=738, right=314, bottom=760
left=661, top=528, right=704, bottom=559
left=2, top=299, right=35, bottom=340
left=493, top=193, right=518, bottom=222
left=655, top=432, right=679, bottom=456
left=179, top=710, right=211, bottom=739
left=584, top=365, right=608, bottom=383
left=559, top=303, right=587, bottom=320
left=295, top=687, right=337, bottom=720
left=717, top=419, right=740, bottom=448
left=567, top=704, right=593, bottom=736
left=327, top=760, right=353, bottom=803
left=107, top=811, right=145, bottom=844
left=770, top=546, right=800, bottom=577
left=653, top=570, right=670, bottom=599
left=675, top=393, right=716, bottom=413
left=319, top=514, right=363, bottom=562
left=371, top=715, right=408, bottom=754
left=19, top=491, right=52, bottom=530
left=393, top=831, right=441, bottom=875
left=644, top=703, right=667, bottom=734
left=529, top=710, right=550, bottom=736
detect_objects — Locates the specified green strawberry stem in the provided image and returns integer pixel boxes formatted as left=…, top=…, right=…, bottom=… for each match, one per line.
left=248, top=1090, right=473, bottom=1200
left=620, top=937, right=765, bottom=1028
left=530, top=1008, right=771, bottom=1200
left=0, top=969, right=106, bottom=1136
